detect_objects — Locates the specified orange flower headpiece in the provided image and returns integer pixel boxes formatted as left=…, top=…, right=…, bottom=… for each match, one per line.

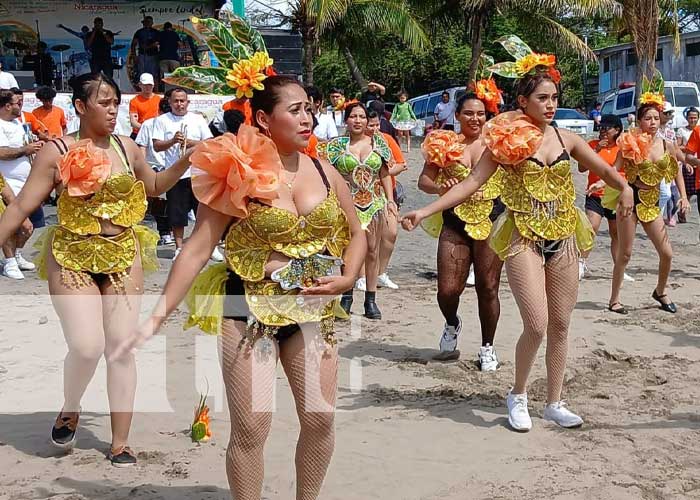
left=57, top=139, right=112, bottom=197
left=163, top=15, right=275, bottom=98
left=472, top=78, right=502, bottom=115
left=421, top=129, right=466, bottom=168
left=191, top=388, right=212, bottom=442
left=190, top=124, right=281, bottom=218
left=483, top=111, right=544, bottom=166
left=488, top=35, right=560, bottom=84
left=617, top=128, right=653, bottom=165
left=342, top=99, right=360, bottom=110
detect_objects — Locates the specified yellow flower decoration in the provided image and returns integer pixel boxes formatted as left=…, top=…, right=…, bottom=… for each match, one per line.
left=515, top=53, right=556, bottom=76
left=249, top=51, right=274, bottom=72
left=639, top=91, right=664, bottom=107
left=226, top=59, right=267, bottom=98
left=225, top=52, right=274, bottom=98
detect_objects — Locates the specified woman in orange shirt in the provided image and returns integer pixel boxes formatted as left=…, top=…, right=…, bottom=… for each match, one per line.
left=578, top=114, right=628, bottom=282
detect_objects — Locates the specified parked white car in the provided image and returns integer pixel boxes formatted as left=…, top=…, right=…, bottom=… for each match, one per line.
left=554, top=108, right=594, bottom=135
left=600, top=81, right=700, bottom=129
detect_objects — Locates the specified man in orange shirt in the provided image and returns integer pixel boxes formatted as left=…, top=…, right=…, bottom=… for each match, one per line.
left=31, top=86, right=67, bottom=139
left=682, top=120, right=700, bottom=212
left=129, top=73, right=161, bottom=139
left=367, top=110, right=407, bottom=289
left=222, top=97, right=252, bottom=125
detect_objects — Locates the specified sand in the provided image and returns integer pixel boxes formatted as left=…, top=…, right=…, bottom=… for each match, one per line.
left=1, top=146, right=700, bottom=500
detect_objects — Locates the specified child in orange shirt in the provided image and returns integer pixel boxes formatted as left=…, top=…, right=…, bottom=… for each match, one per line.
left=32, top=86, right=67, bottom=139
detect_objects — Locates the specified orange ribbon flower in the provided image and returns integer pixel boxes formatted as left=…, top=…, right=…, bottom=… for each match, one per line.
left=516, top=53, right=556, bottom=76
left=421, top=129, right=466, bottom=168
left=483, top=111, right=544, bottom=166
left=617, top=129, right=653, bottom=165
left=473, top=78, right=502, bottom=114
left=190, top=124, right=281, bottom=218
left=57, top=139, right=112, bottom=197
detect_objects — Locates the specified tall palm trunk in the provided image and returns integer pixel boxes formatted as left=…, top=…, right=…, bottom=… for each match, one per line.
left=627, top=0, right=660, bottom=101
left=467, top=9, right=488, bottom=82
left=302, top=22, right=316, bottom=84
left=339, top=38, right=367, bottom=89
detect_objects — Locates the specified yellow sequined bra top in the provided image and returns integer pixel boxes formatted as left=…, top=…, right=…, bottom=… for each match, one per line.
left=35, top=135, right=157, bottom=290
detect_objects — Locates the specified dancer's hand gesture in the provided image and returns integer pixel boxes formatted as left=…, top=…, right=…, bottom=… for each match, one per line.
left=301, top=275, right=354, bottom=296
left=109, top=316, right=160, bottom=361
left=401, top=209, right=425, bottom=231
left=616, top=186, right=634, bottom=218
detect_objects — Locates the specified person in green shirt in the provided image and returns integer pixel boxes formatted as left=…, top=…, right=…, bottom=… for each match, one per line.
left=390, top=91, right=417, bottom=152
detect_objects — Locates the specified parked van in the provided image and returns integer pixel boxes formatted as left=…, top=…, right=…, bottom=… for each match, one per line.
left=409, top=86, right=466, bottom=134
left=600, top=81, right=700, bottom=129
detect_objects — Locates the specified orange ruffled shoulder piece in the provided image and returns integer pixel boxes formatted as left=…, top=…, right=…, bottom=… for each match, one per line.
left=421, top=129, right=465, bottom=168
left=482, top=111, right=544, bottom=166
left=190, top=124, right=281, bottom=218
left=616, top=129, right=653, bottom=165
left=57, top=139, right=112, bottom=197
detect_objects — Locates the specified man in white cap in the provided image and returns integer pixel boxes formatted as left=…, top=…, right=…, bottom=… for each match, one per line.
left=129, top=73, right=161, bottom=139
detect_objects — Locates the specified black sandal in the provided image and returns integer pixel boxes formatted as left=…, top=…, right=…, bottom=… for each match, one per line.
left=652, top=290, right=677, bottom=313
left=608, top=302, right=628, bottom=315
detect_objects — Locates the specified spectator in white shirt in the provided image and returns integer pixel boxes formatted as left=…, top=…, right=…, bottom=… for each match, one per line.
left=152, top=88, right=213, bottom=257
left=0, top=62, right=18, bottom=90
left=136, top=98, right=172, bottom=244
left=305, top=85, right=338, bottom=141
left=434, top=91, right=456, bottom=130
left=0, top=89, right=43, bottom=279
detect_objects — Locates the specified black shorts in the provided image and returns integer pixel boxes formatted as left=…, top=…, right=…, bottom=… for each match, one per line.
left=585, top=195, right=615, bottom=220
left=166, top=178, right=198, bottom=227
left=223, top=271, right=300, bottom=344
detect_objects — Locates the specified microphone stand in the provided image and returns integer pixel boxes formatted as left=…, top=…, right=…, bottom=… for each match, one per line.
left=35, top=19, right=45, bottom=90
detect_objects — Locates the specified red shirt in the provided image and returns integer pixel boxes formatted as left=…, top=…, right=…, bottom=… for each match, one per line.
left=685, top=126, right=700, bottom=190
left=587, top=139, right=621, bottom=197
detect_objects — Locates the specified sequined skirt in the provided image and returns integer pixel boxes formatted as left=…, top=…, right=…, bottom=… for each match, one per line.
left=34, top=224, right=159, bottom=291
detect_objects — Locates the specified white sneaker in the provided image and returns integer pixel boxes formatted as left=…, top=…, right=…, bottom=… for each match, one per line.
left=466, top=268, right=475, bottom=287
left=15, top=252, right=35, bottom=271
left=210, top=246, right=225, bottom=262
left=623, top=273, right=635, bottom=282
left=439, top=317, right=461, bottom=352
left=543, top=401, right=583, bottom=428
left=478, top=344, right=498, bottom=371
left=578, top=258, right=587, bottom=280
left=355, top=277, right=366, bottom=291
left=173, top=248, right=182, bottom=261
left=377, top=273, right=398, bottom=289
left=2, top=258, right=24, bottom=280
left=506, top=391, right=532, bottom=431
left=159, top=234, right=175, bottom=246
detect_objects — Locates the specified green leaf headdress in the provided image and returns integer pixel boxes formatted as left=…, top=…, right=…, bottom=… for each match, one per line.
left=639, top=70, right=665, bottom=108
left=163, top=14, right=275, bottom=98
left=487, top=35, right=560, bottom=83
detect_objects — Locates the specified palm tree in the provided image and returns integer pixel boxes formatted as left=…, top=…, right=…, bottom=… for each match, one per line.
left=307, top=0, right=429, bottom=89
left=420, top=0, right=621, bottom=82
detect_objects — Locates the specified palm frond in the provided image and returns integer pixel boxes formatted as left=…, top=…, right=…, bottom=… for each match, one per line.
left=307, top=0, right=351, bottom=31
left=518, top=12, right=597, bottom=60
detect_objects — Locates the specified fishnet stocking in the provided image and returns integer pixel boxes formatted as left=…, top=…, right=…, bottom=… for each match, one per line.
left=505, top=243, right=578, bottom=403
left=279, top=325, right=338, bottom=500
left=220, top=319, right=276, bottom=500
left=437, top=221, right=471, bottom=326
left=437, top=219, right=503, bottom=344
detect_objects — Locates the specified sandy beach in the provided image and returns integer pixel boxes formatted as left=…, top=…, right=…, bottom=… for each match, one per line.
left=1, top=145, right=700, bottom=500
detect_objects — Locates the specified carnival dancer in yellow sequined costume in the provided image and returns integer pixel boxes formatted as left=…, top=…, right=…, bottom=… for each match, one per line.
left=402, top=36, right=633, bottom=433
left=417, top=76, right=505, bottom=368
left=112, top=14, right=367, bottom=497
left=606, top=72, right=689, bottom=315
left=0, top=73, right=194, bottom=467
